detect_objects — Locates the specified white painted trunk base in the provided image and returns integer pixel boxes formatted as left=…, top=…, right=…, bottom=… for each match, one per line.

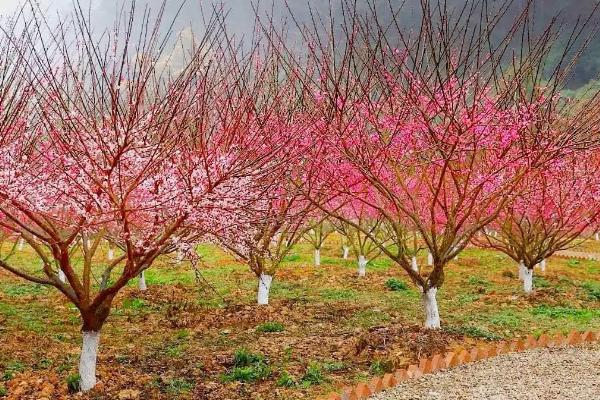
left=540, top=259, right=546, bottom=272
left=107, top=248, right=114, bottom=260
left=411, top=256, right=419, bottom=273
left=422, top=287, right=440, bottom=329
left=138, top=271, right=147, bottom=291
left=257, top=273, right=273, bottom=305
left=596, top=233, right=599, bottom=241
left=358, top=255, right=367, bottom=277
left=523, top=268, right=533, bottom=294
left=79, top=331, right=100, bottom=391
left=342, top=246, right=349, bottom=259
left=518, top=261, right=526, bottom=280
left=18, top=238, right=24, bottom=251
left=427, top=252, right=433, bottom=266
left=314, top=249, right=321, bottom=267
left=58, top=269, right=66, bottom=283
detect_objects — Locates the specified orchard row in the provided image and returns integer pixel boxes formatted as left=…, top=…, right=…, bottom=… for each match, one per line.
left=0, top=0, right=599, bottom=393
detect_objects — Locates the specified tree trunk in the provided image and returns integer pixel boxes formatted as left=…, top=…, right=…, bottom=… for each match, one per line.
left=596, top=232, right=599, bottom=241
left=422, top=287, right=440, bottom=329
left=523, top=267, right=533, bottom=294
left=18, top=238, right=24, bottom=251
left=138, top=271, right=147, bottom=291
left=518, top=261, right=526, bottom=280
left=342, top=246, right=349, bottom=259
left=257, top=273, right=273, bottom=305
left=540, top=259, right=546, bottom=272
left=107, top=248, right=114, bottom=261
left=314, top=249, right=320, bottom=267
left=411, top=256, right=419, bottom=273
left=58, top=269, right=66, bottom=283
left=79, top=330, right=101, bottom=391
left=427, top=252, right=433, bottom=266
left=357, top=255, right=367, bottom=277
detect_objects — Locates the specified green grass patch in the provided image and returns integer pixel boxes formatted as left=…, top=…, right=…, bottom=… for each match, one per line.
left=445, top=325, right=502, bottom=340
left=581, top=281, right=600, bottom=300
left=300, top=362, right=325, bottom=388
left=320, top=288, right=357, bottom=301
left=347, top=309, right=391, bottom=328
left=468, top=276, right=490, bottom=286
left=222, top=349, right=271, bottom=383
left=276, top=371, right=297, bottom=387
left=533, top=277, right=551, bottom=288
left=0, top=283, right=48, bottom=297
left=256, top=321, right=284, bottom=333
left=488, top=310, right=521, bottom=328
left=384, top=278, right=408, bottom=291
left=531, top=305, right=600, bottom=321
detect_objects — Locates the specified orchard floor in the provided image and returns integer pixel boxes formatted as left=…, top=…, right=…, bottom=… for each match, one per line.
left=371, top=343, right=600, bottom=400
left=0, top=238, right=599, bottom=399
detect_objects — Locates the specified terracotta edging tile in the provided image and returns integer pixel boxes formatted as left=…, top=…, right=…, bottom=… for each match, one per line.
left=321, top=330, right=597, bottom=400
left=368, top=377, right=383, bottom=394
left=353, top=382, right=371, bottom=399
left=393, top=368, right=408, bottom=383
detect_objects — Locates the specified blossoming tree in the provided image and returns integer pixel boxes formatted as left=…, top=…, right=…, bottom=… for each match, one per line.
left=0, top=3, right=285, bottom=391
left=474, top=152, right=600, bottom=293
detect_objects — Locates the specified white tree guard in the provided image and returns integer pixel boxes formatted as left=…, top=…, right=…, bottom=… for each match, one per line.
left=422, top=287, right=440, bottom=329
left=523, top=267, right=533, bottom=294
left=314, top=249, right=321, bottom=267
left=138, top=271, right=147, bottom=291
left=411, top=256, right=419, bottom=273
left=343, top=246, right=349, bottom=259
left=257, top=273, right=273, bottom=305
left=358, top=255, right=367, bottom=277
left=79, top=331, right=100, bottom=391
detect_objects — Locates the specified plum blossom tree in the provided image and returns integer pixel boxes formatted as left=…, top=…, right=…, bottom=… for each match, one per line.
left=214, top=174, right=314, bottom=305
left=303, top=218, right=335, bottom=267
left=474, top=151, right=600, bottom=294
left=0, top=2, right=285, bottom=391
left=287, top=0, right=600, bottom=328
left=333, top=210, right=389, bottom=277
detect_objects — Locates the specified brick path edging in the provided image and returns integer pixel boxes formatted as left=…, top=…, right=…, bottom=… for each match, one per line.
left=316, top=330, right=599, bottom=400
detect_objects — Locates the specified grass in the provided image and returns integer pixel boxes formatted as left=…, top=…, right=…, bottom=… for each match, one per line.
left=222, top=349, right=271, bottom=383
left=384, top=278, right=408, bottom=291
left=256, top=322, right=285, bottom=333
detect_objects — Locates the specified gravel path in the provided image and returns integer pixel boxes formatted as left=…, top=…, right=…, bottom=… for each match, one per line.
left=371, top=343, right=600, bottom=400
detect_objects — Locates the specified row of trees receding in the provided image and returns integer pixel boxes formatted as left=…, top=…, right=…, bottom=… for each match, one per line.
left=0, top=0, right=600, bottom=392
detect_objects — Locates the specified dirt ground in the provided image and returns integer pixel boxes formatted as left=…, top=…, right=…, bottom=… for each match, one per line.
left=0, top=239, right=599, bottom=399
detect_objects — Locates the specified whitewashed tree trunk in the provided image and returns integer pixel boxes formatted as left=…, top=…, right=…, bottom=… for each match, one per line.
left=107, top=248, right=114, bottom=261
left=422, top=287, right=440, bottom=329
left=58, top=269, right=66, bottom=283
left=176, top=250, right=184, bottom=264
left=540, top=259, right=546, bottom=272
left=257, top=273, right=273, bottom=305
left=523, top=267, right=533, bottom=294
left=358, top=255, right=367, bottom=277
left=79, top=331, right=100, bottom=391
left=518, top=261, right=526, bottom=280
left=411, top=256, right=419, bottom=273
left=596, top=232, right=599, bottom=241
left=18, top=238, right=24, bottom=251
left=427, top=252, right=433, bottom=266
left=138, top=271, right=147, bottom=291
left=342, top=246, right=349, bottom=259
left=314, top=249, right=321, bottom=267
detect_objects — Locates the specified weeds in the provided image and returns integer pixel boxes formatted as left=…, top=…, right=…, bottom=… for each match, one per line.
left=384, top=278, right=408, bottom=291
